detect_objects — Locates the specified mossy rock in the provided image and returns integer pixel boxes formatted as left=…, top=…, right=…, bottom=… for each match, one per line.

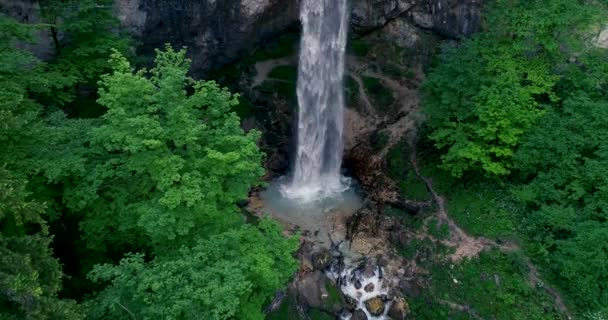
left=386, top=141, right=431, bottom=201
left=250, top=32, right=300, bottom=62
left=267, top=296, right=303, bottom=320
left=322, top=278, right=345, bottom=313
left=362, top=76, right=394, bottom=112
left=255, top=80, right=297, bottom=102
left=348, top=38, right=371, bottom=57
left=308, top=308, right=333, bottom=320
left=370, top=130, right=389, bottom=151
left=345, top=75, right=365, bottom=112
left=268, top=65, right=298, bottom=83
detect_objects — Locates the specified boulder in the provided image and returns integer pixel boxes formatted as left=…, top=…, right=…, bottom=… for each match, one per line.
left=345, top=295, right=359, bottom=311
left=295, top=271, right=326, bottom=309
left=398, top=280, right=421, bottom=298
left=364, top=297, right=385, bottom=316
left=388, top=297, right=409, bottom=319
left=364, top=282, right=375, bottom=292
left=354, top=280, right=363, bottom=290
left=352, top=309, right=369, bottom=320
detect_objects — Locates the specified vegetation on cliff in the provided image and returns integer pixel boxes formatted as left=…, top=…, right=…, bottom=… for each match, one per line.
left=422, top=0, right=608, bottom=316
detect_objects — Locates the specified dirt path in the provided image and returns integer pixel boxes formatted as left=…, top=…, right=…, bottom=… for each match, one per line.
left=409, top=146, right=572, bottom=319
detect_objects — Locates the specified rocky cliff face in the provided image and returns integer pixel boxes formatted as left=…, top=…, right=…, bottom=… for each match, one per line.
left=115, top=0, right=301, bottom=74
left=116, top=0, right=482, bottom=73
left=1, top=0, right=483, bottom=73
left=351, top=0, right=482, bottom=38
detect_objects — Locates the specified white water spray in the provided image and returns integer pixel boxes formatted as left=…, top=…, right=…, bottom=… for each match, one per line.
left=280, top=0, right=350, bottom=202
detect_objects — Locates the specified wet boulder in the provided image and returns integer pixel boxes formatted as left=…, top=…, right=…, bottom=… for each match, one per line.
left=364, top=297, right=385, bottom=316
left=388, top=297, right=409, bottom=319
left=352, top=308, right=369, bottom=320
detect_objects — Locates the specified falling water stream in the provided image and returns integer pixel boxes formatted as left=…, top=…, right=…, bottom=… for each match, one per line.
left=258, top=2, right=395, bottom=319
left=280, top=0, right=350, bottom=202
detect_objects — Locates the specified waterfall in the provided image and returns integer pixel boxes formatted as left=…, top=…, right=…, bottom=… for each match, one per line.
left=281, top=0, right=350, bottom=202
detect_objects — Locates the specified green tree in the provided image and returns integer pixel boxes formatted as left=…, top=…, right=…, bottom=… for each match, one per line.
left=35, top=0, right=131, bottom=117
left=513, top=52, right=608, bottom=310
left=422, top=0, right=604, bottom=176
left=39, top=0, right=130, bottom=85
left=86, top=220, right=299, bottom=320
left=0, top=169, right=83, bottom=320
left=64, top=46, right=265, bottom=251
left=0, top=15, right=85, bottom=319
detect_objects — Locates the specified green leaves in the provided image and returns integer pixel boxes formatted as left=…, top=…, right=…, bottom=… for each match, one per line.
left=65, top=46, right=264, bottom=250
left=422, top=0, right=605, bottom=177
left=87, top=220, right=299, bottom=320
left=422, top=0, right=608, bottom=313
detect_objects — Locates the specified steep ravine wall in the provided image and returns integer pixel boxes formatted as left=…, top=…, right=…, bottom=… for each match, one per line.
left=1, top=0, right=483, bottom=74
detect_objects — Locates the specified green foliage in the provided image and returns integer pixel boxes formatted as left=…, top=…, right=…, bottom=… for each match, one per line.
left=422, top=0, right=605, bottom=177
left=0, top=169, right=83, bottom=320
left=370, top=130, right=389, bottom=151
left=421, top=0, right=608, bottom=313
left=266, top=296, right=301, bottom=320
left=1, top=9, right=297, bottom=320
left=427, top=218, right=450, bottom=240
left=347, top=38, right=370, bottom=57
left=424, top=250, right=563, bottom=320
left=64, top=46, right=265, bottom=250
left=362, top=76, right=394, bottom=111
left=268, top=65, right=298, bottom=83
left=344, top=75, right=362, bottom=111
left=39, top=0, right=131, bottom=85
left=86, top=220, right=299, bottom=320
left=513, top=51, right=608, bottom=310
left=386, top=142, right=431, bottom=201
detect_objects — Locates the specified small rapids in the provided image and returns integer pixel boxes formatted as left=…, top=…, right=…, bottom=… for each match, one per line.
left=328, top=256, right=394, bottom=320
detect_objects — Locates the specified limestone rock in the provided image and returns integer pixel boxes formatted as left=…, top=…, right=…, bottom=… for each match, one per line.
left=597, top=26, right=608, bottom=48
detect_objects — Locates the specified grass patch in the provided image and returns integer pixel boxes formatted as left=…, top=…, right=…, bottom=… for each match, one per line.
left=345, top=75, right=363, bottom=112
left=268, top=65, right=298, bottom=83
left=386, top=142, right=431, bottom=201
left=362, top=76, right=394, bottom=111
left=427, top=217, right=450, bottom=240
left=325, top=280, right=343, bottom=306
left=347, top=38, right=370, bottom=57
left=419, top=159, right=520, bottom=240
left=426, top=249, right=563, bottom=320
left=414, top=129, right=521, bottom=240
left=398, top=238, right=454, bottom=266
left=409, top=296, right=467, bottom=320
left=309, top=309, right=333, bottom=320
left=385, top=205, right=425, bottom=231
